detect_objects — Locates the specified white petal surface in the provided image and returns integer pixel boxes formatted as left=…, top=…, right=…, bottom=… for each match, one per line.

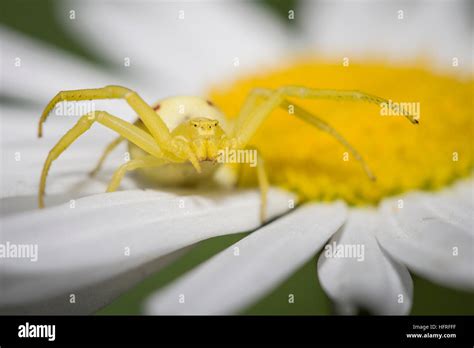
left=318, top=209, right=413, bottom=315
left=145, top=201, right=347, bottom=315
left=0, top=105, right=142, bottom=218
left=58, top=0, right=293, bottom=97
left=300, top=0, right=472, bottom=74
left=376, top=180, right=474, bottom=290
left=0, top=27, right=145, bottom=104
left=0, top=188, right=294, bottom=314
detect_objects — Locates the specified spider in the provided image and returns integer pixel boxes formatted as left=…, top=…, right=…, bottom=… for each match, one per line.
left=38, top=85, right=417, bottom=220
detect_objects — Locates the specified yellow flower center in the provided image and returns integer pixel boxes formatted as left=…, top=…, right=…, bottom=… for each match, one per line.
left=209, top=60, right=473, bottom=205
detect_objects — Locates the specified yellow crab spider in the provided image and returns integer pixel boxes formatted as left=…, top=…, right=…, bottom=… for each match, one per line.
left=37, top=85, right=417, bottom=220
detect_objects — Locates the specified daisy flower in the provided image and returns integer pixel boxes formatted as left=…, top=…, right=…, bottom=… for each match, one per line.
left=146, top=61, right=473, bottom=315
left=0, top=0, right=472, bottom=315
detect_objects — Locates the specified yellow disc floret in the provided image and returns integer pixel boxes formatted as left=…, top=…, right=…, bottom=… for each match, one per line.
left=209, top=60, right=474, bottom=205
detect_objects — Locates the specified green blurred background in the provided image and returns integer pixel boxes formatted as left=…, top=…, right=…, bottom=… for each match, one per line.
left=1, top=0, right=472, bottom=315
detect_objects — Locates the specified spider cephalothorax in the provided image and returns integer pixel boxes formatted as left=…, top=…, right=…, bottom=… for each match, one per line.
left=38, top=85, right=417, bottom=220
left=173, top=117, right=226, bottom=162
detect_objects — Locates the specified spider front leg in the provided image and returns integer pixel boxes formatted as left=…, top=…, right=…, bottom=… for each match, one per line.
left=233, top=86, right=418, bottom=180
left=233, top=86, right=418, bottom=146
left=39, top=111, right=165, bottom=208
left=106, top=155, right=170, bottom=192
left=38, top=85, right=172, bottom=148
left=170, top=137, right=202, bottom=173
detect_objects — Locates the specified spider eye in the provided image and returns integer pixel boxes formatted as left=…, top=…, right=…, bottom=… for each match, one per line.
left=193, top=124, right=197, bottom=127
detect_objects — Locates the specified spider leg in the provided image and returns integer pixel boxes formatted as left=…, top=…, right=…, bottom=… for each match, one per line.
left=233, top=90, right=262, bottom=134
left=232, top=148, right=268, bottom=222
left=106, top=155, right=170, bottom=192
left=88, top=127, right=202, bottom=177
left=255, top=149, right=269, bottom=223
left=233, top=86, right=418, bottom=147
left=38, top=85, right=171, bottom=148
left=39, top=111, right=168, bottom=208
left=89, top=119, right=143, bottom=177
left=89, top=135, right=125, bottom=177
left=233, top=88, right=377, bottom=181
left=284, top=100, right=376, bottom=181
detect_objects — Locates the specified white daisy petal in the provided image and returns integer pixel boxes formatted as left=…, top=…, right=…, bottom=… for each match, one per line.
left=0, top=106, right=138, bottom=205
left=450, top=179, right=474, bottom=211
left=376, top=181, right=474, bottom=290
left=0, top=188, right=294, bottom=314
left=58, top=0, right=292, bottom=96
left=421, top=180, right=474, bottom=236
left=300, top=0, right=472, bottom=74
left=144, top=201, right=347, bottom=315
left=0, top=26, right=137, bottom=103
left=318, top=209, right=413, bottom=315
